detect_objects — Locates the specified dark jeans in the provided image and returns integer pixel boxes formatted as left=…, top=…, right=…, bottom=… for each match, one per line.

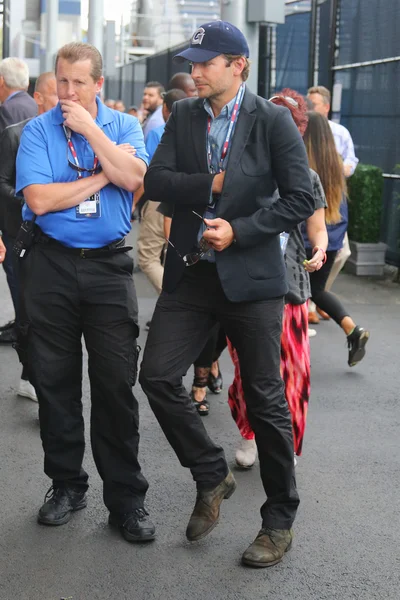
left=139, top=262, right=299, bottom=529
left=307, top=249, right=349, bottom=326
left=1, top=233, right=18, bottom=317
left=19, top=240, right=149, bottom=514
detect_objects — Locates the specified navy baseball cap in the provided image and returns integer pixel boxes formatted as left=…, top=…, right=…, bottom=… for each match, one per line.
left=174, top=21, right=250, bottom=64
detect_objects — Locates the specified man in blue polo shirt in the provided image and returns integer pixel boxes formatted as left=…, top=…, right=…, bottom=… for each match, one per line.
left=16, top=42, right=155, bottom=543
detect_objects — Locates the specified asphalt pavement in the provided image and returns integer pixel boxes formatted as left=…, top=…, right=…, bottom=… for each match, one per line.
left=1, top=225, right=399, bottom=600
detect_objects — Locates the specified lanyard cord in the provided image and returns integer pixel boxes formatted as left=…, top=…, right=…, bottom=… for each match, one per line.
left=63, top=125, right=99, bottom=179
left=206, top=83, right=245, bottom=174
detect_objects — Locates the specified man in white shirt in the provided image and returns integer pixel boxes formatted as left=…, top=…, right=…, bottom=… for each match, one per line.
left=308, top=85, right=358, bottom=177
left=307, top=85, right=358, bottom=311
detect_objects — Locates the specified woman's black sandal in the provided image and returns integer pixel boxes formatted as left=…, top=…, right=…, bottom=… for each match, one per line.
left=190, top=390, right=210, bottom=416
left=190, top=366, right=211, bottom=416
left=207, top=363, right=223, bottom=394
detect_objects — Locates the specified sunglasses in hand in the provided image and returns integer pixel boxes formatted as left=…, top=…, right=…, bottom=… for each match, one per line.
left=166, top=211, right=213, bottom=267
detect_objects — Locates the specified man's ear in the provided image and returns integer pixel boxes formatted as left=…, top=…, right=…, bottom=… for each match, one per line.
left=33, top=91, right=42, bottom=106
left=233, top=56, right=246, bottom=77
left=96, top=76, right=105, bottom=96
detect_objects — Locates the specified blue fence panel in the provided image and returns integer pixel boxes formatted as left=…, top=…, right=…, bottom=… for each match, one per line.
left=275, top=12, right=310, bottom=95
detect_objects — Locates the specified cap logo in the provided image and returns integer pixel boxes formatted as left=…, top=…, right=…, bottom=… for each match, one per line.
left=192, top=27, right=205, bottom=45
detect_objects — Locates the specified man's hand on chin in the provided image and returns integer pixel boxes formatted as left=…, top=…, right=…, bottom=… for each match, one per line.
left=61, top=100, right=95, bottom=136
left=203, top=218, right=235, bottom=251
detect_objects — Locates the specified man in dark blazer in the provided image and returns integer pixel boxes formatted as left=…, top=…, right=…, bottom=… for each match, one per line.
left=140, top=21, right=314, bottom=568
left=0, top=57, right=37, bottom=341
left=0, top=72, right=57, bottom=399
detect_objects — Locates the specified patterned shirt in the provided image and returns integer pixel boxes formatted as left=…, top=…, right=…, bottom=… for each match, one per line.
left=284, top=169, right=327, bottom=305
left=198, top=95, right=239, bottom=262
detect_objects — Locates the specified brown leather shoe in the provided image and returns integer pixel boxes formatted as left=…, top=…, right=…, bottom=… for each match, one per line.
left=242, top=527, right=293, bottom=568
left=308, top=311, right=320, bottom=324
left=317, top=306, right=330, bottom=320
left=186, top=471, right=236, bottom=541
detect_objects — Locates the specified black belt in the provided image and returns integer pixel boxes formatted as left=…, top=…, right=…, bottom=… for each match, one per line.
left=37, top=232, right=132, bottom=258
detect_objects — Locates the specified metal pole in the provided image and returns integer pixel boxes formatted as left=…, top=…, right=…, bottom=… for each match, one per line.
left=2, top=0, right=10, bottom=58
left=257, top=24, right=267, bottom=99
left=220, top=0, right=259, bottom=93
left=328, top=0, right=339, bottom=117
left=308, top=0, right=318, bottom=89
left=119, top=16, right=124, bottom=65
left=88, top=0, right=104, bottom=53
left=332, top=55, right=400, bottom=70
left=46, top=0, right=59, bottom=71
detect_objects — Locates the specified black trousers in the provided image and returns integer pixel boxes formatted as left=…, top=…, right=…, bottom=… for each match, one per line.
left=139, top=262, right=299, bottom=529
left=2, top=232, right=18, bottom=315
left=307, top=249, right=349, bottom=326
left=19, top=240, right=149, bottom=514
left=1, top=232, right=29, bottom=379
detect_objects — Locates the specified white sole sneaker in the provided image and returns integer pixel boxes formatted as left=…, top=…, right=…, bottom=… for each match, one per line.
left=235, top=438, right=257, bottom=469
left=17, top=379, right=38, bottom=402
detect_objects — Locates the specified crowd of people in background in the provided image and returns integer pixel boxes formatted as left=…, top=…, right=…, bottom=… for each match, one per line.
left=0, top=19, right=369, bottom=570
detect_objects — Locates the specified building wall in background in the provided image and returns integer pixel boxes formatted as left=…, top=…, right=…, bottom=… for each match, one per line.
left=9, top=0, right=81, bottom=76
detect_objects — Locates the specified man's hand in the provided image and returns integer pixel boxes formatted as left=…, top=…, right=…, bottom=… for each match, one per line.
left=61, top=100, right=96, bottom=136
left=203, top=218, right=234, bottom=251
left=211, top=171, right=225, bottom=194
left=0, top=236, right=5, bottom=263
left=118, top=143, right=137, bottom=156
left=343, top=164, right=352, bottom=178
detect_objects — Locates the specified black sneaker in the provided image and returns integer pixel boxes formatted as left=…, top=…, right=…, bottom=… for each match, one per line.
left=0, top=327, right=17, bottom=344
left=38, top=485, right=87, bottom=526
left=347, top=326, right=370, bottom=367
left=0, top=319, right=15, bottom=332
left=109, top=508, right=156, bottom=543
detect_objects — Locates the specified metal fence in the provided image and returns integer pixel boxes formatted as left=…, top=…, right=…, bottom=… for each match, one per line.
left=333, top=0, right=400, bottom=265
left=105, top=41, right=189, bottom=108
left=110, top=0, right=400, bottom=265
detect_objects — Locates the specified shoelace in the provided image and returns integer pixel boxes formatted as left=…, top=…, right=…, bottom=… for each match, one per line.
left=123, top=508, right=149, bottom=526
left=44, top=485, right=62, bottom=503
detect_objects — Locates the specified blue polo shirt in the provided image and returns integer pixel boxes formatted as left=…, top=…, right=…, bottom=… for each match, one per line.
left=145, top=123, right=165, bottom=161
left=16, top=97, right=148, bottom=248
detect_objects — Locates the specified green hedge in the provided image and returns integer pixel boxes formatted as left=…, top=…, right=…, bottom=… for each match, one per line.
left=347, top=164, right=383, bottom=243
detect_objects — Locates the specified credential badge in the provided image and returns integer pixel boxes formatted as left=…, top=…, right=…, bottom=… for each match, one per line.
left=192, top=27, right=205, bottom=45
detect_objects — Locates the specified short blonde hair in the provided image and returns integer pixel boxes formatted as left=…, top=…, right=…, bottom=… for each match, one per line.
left=224, top=54, right=251, bottom=82
left=55, top=43, right=103, bottom=81
left=308, top=85, right=331, bottom=104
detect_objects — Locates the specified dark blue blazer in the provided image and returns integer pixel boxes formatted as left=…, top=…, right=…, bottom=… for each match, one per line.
left=0, top=91, right=37, bottom=134
left=144, top=88, right=314, bottom=302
